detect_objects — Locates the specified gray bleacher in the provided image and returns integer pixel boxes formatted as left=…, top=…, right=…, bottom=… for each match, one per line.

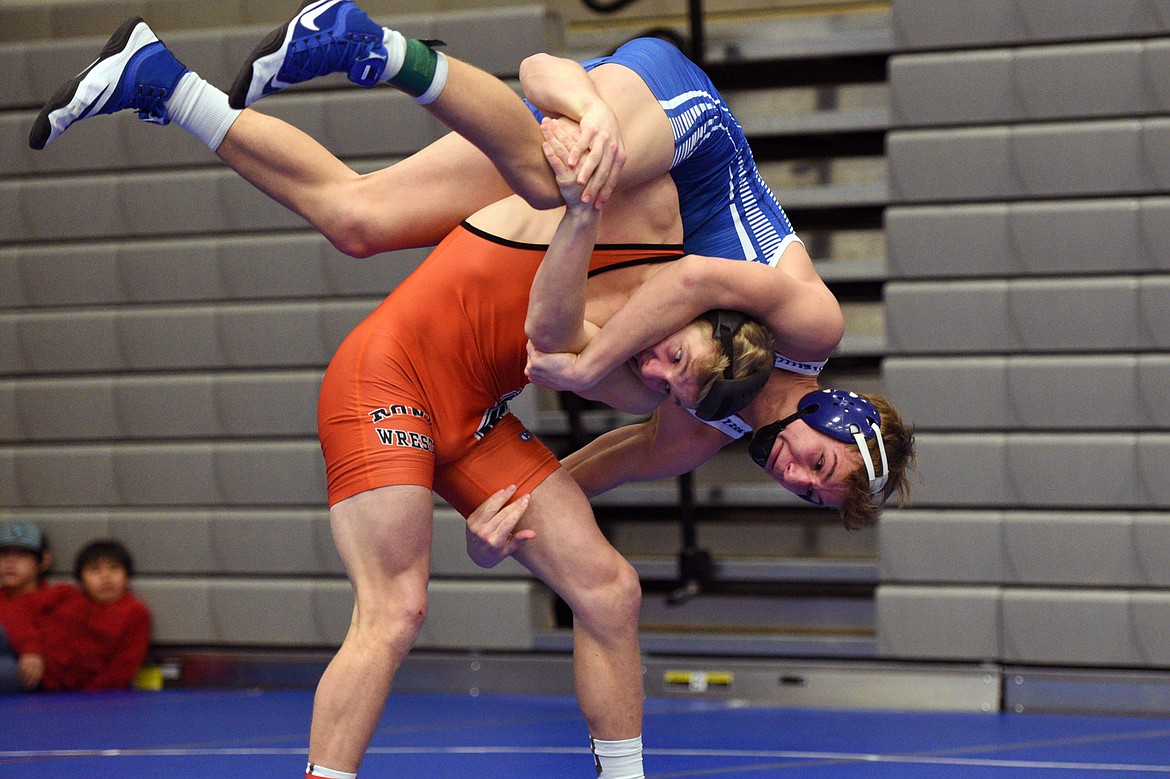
left=890, top=40, right=1170, bottom=127
left=887, top=199, right=1170, bottom=277
left=881, top=0, right=1170, bottom=710
left=886, top=277, right=1170, bottom=353
left=891, top=0, right=1170, bottom=50
left=888, top=120, right=1170, bottom=202
left=0, top=5, right=562, bottom=654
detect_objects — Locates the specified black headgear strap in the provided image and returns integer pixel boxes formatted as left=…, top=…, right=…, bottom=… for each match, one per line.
left=748, top=407, right=815, bottom=467
left=693, top=310, right=772, bottom=422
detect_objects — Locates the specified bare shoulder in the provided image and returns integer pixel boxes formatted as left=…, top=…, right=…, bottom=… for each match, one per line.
left=773, top=240, right=822, bottom=283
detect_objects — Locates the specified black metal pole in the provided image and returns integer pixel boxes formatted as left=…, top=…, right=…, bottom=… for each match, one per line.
left=679, top=470, right=696, bottom=548
left=668, top=0, right=707, bottom=607
left=688, top=0, right=704, bottom=65
left=669, top=470, right=712, bottom=605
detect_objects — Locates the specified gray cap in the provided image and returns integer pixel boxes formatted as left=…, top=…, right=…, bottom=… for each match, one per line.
left=0, top=522, right=46, bottom=553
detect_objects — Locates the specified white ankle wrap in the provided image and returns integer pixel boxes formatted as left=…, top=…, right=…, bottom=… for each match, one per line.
left=591, top=735, right=644, bottom=779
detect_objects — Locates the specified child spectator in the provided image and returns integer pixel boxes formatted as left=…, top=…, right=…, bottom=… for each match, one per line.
left=0, top=521, right=70, bottom=692
left=38, top=539, right=152, bottom=691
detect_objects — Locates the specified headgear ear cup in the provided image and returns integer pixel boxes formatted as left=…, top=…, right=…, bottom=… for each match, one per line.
left=694, top=310, right=772, bottom=421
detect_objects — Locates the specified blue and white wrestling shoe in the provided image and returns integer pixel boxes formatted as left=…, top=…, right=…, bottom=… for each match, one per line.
left=29, top=17, right=188, bottom=150
left=228, top=0, right=388, bottom=109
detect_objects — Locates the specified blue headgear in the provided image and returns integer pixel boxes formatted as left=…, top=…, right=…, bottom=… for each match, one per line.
left=693, top=310, right=772, bottom=422
left=748, top=388, right=889, bottom=501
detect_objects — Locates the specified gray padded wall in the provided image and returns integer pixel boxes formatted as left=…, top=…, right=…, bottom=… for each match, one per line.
left=0, top=8, right=562, bottom=651
left=881, top=0, right=1170, bottom=671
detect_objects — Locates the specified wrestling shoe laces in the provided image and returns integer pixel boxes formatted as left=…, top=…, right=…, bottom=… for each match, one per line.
left=228, top=0, right=389, bottom=108
left=279, top=28, right=387, bottom=87
left=127, top=69, right=174, bottom=123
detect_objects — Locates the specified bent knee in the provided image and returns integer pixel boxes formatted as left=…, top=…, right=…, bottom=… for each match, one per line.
left=509, top=164, right=565, bottom=211
left=319, top=188, right=396, bottom=258
left=517, top=182, right=568, bottom=211
left=575, top=558, right=642, bottom=627
left=353, top=592, right=429, bottom=644
left=612, top=560, right=643, bottom=615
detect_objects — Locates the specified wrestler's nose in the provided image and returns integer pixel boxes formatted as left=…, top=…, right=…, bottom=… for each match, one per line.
left=636, top=353, right=669, bottom=392
left=782, top=460, right=813, bottom=489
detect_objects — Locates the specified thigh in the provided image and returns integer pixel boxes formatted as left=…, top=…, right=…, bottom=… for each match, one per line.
left=330, top=484, right=434, bottom=606
left=359, top=132, right=516, bottom=250
left=588, top=62, right=675, bottom=190
left=510, top=468, right=630, bottom=610
left=433, top=415, right=629, bottom=606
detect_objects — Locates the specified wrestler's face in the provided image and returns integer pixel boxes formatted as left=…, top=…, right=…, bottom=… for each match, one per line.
left=631, top=322, right=716, bottom=408
left=754, top=419, right=860, bottom=508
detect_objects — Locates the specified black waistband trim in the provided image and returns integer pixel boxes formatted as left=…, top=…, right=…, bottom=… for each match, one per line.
left=585, top=254, right=681, bottom=277
left=459, top=220, right=684, bottom=255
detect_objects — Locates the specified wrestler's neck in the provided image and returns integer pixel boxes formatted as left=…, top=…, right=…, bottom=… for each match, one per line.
left=741, top=373, right=822, bottom=428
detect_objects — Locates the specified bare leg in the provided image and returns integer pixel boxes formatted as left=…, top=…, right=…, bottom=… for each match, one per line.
left=33, top=18, right=671, bottom=257
left=423, top=58, right=560, bottom=208
left=216, top=110, right=513, bottom=256
left=213, top=57, right=675, bottom=257
left=214, top=57, right=560, bottom=256
left=309, top=484, right=433, bottom=772
left=511, top=469, right=643, bottom=740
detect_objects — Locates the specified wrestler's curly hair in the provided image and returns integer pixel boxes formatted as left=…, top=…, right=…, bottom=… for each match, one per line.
left=838, top=393, right=917, bottom=530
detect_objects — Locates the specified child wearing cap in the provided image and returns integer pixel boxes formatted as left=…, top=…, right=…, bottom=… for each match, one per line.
left=0, top=521, right=72, bottom=692
left=37, top=539, right=152, bottom=691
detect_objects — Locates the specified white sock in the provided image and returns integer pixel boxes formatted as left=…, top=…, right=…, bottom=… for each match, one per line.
left=306, top=763, right=357, bottom=779
left=165, top=72, right=242, bottom=152
left=591, top=735, right=644, bottom=779
left=380, top=28, right=408, bottom=79
left=378, top=28, right=447, bottom=105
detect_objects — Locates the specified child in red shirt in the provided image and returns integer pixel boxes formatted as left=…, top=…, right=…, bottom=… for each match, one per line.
left=39, top=539, right=152, bottom=691
left=0, top=521, right=72, bottom=692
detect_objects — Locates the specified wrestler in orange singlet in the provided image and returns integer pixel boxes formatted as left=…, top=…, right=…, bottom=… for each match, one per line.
left=318, top=222, right=683, bottom=516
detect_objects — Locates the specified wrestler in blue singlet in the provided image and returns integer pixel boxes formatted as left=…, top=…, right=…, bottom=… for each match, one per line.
left=581, top=37, right=799, bottom=265
left=530, top=38, right=816, bottom=437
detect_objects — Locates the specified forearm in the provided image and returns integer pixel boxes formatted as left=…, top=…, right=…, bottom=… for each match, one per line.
left=525, top=205, right=599, bottom=354
left=579, top=365, right=665, bottom=415
left=564, top=405, right=731, bottom=497
left=570, top=257, right=715, bottom=384
left=563, top=420, right=661, bottom=498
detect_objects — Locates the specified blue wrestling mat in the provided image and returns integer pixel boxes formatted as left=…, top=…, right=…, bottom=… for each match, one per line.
left=3, top=689, right=1169, bottom=778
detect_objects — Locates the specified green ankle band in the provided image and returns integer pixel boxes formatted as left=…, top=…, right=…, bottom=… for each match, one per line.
left=389, top=38, right=442, bottom=98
